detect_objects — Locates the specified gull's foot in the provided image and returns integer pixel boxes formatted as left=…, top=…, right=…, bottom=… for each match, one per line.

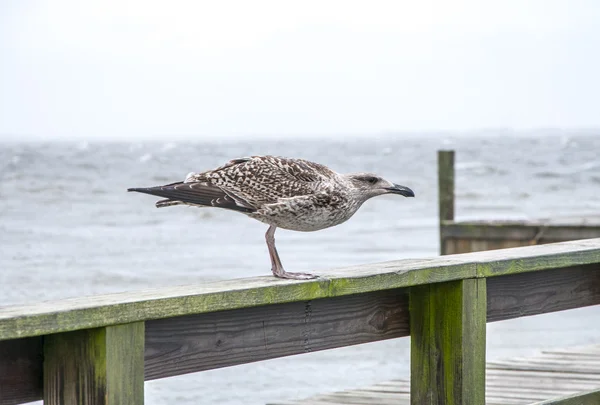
left=274, top=271, right=318, bottom=280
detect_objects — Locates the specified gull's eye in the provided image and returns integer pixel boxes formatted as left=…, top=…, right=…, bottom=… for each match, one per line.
left=364, top=176, right=378, bottom=184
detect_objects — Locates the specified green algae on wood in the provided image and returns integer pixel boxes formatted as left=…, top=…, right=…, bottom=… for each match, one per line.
left=473, top=238, right=600, bottom=277
left=43, top=322, right=144, bottom=405
left=410, top=278, right=486, bottom=405
left=1, top=239, right=600, bottom=341
left=0, top=258, right=477, bottom=341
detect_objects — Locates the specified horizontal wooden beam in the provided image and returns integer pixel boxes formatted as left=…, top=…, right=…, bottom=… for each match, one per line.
left=487, top=263, right=600, bottom=322
left=145, top=288, right=409, bottom=380
left=1, top=239, right=599, bottom=341
left=0, top=259, right=473, bottom=342
left=441, top=221, right=600, bottom=242
left=469, top=239, right=600, bottom=277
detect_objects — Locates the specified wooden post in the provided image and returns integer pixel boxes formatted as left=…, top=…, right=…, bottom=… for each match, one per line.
left=438, top=150, right=455, bottom=255
left=43, top=322, right=144, bottom=405
left=410, top=278, right=486, bottom=405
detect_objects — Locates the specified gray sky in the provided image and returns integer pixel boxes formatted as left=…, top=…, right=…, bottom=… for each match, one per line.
left=1, top=0, right=599, bottom=140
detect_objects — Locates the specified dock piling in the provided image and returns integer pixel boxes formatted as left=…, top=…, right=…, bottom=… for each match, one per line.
left=410, top=279, right=486, bottom=405
left=438, top=150, right=455, bottom=254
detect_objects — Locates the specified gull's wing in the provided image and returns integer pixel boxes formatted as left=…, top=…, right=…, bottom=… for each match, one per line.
left=129, top=156, right=338, bottom=211
left=192, top=156, right=338, bottom=207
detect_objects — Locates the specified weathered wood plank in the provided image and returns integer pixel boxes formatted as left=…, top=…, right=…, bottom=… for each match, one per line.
left=487, top=264, right=600, bottom=322
left=0, top=337, right=42, bottom=405
left=2, top=239, right=599, bottom=341
left=441, top=222, right=600, bottom=242
left=438, top=150, right=455, bottom=254
left=531, top=388, right=600, bottom=405
left=472, top=238, right=600, bottom=277
left=440, top=221, right=600, bottom=254
left=43, top=322, right=144, bottom=405
left=145, top=289, right=409, bottom=380
left=106, top=322, right=144, bottom=404
left=0, top=256, right=477, bottom=341
left=409, top=279, right=486, bottom=405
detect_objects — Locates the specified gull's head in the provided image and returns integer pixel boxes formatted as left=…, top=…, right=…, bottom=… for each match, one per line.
left=344, top=173, right=415, bottom=201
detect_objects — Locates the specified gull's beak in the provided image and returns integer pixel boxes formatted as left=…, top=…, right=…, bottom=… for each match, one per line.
left=385, top=184, right=415, bottom=197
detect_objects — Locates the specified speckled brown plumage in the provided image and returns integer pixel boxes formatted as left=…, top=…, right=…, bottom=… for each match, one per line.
left=128, top=155, right=414, bottom=280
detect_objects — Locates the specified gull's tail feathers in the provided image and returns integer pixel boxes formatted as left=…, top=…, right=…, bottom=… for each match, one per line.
left=127, top=184, right=257, bottom=213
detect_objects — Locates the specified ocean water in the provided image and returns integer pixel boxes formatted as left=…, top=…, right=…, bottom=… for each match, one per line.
left=1, top=133, right=600, bottom=404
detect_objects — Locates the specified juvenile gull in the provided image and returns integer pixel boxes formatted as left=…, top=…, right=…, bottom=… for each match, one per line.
left=128, top=156, right=414, bottom=280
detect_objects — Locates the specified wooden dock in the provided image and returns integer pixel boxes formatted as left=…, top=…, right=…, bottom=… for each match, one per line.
left=1, top=239, right=600, bottom=404
left=438, top=150, right=600, bottom=255
left=269, top=344, right=600, bottom=405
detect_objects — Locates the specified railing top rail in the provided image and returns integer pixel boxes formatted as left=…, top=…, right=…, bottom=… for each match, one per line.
left=441, top=218, right=600, bottom=227
left=1, top=238, right=599, bottom=341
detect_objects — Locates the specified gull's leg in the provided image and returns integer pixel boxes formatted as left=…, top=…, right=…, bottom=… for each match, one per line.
left=265, top=225, right=317, bottom=280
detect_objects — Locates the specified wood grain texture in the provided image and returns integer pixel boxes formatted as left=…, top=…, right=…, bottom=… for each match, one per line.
left=2, top=238, right=599, bottom=341
left=43, top=322, right=144, bottom=405
left=487, top=264, right=600, bottom=322
left=438, top=150, right=455, bottom=255
left=145, top=289, right=409, bottom=380
left=106, top=322, right=144, bottom=405
left=409, top=279, right=487, bottom=405
left=0, top=337, right=42, bottom=405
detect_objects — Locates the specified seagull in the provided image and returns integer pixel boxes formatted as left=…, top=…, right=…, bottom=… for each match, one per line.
left=128, top=155, right=414, bottom=280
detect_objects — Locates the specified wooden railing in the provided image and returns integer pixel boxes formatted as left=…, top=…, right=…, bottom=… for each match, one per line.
left=438, top=150, right=600, bottom=255
left=1, top=239, right=600, bottom=404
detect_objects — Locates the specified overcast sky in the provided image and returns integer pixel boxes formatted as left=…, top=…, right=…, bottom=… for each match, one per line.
left=1, top=1, right=599, bottom=140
